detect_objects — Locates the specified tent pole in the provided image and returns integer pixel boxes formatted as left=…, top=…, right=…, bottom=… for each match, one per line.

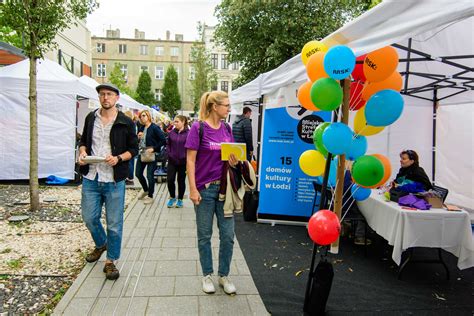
left=432, top=87, right=438, bottom=184
left=403, top=38, right=412, bottom=94
left=330, top=79, right=350, bottom=254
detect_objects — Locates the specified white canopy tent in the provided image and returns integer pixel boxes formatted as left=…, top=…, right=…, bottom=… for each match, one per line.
left=0, top=59, right=100, bottom=180
left=230, top=0, right=473, bottom=208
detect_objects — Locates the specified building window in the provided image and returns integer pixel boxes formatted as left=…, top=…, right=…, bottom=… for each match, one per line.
left=232, top=62, right=239, bottom=70
left=211, top=53, right=218, bottom=69
left=118, top=44, right=127, bottom=54
left=221, top=54, right=228, bottom=70
left=221, top=81, right=228, bottom=92
left=189, top=66, right=195, bottom=80
left=155, top=66, right=164, bottom=79
left=120, top=64, right=128, bottom=79
left=155, top=89, right=162, bottom=101
left=171, top=46, right=179, bottom=56
left=96, top=43, right=105, bottom=53
left=140, top=65, right=149, bottom=73
left=211, top=82, right=218, bottom=91
left=155, top=46, right=164, bottom=56
left=139, top=45, right=148, bottom=55
left=97, top=64, right=106, bottom=77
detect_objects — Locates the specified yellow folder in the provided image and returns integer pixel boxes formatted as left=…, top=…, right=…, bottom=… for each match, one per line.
left=221, top=142, right=247, bottom=161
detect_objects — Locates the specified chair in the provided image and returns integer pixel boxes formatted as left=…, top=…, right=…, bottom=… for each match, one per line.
left=432, top=185, right=449, bottom=202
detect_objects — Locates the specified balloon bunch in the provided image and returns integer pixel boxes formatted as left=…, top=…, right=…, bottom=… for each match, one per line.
left=298, top=42, right=404, bottom=244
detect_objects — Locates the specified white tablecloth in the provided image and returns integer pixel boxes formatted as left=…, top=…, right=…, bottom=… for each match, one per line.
left=357, top=192, right=474, bottom=270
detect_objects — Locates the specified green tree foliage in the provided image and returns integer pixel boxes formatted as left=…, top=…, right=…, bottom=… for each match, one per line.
left=214, top=1, right=371, bottom=86
left=162, top=64, right=181, bottom=118
left=190, top=23, right=217, bottom=113
left=0, top=7, right=23, bottom=48
left=109, top=63, right=134, bottom=96
left=1, top=0, right=97, bottom=211
left=135, top=70, right=155, bottom=106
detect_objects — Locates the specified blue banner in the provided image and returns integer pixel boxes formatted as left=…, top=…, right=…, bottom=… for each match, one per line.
left=258, top=107, right=331, bottom=219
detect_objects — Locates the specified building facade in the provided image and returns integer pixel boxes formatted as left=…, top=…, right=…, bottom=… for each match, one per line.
left=44, top=19, right=92, bottom=77
left=91, top=29, right=197, bottom=111
left=203, top=25, right=240, bottom=93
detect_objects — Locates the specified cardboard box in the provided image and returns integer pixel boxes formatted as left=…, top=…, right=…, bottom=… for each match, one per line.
left=424, top=196, right=444, bottom=208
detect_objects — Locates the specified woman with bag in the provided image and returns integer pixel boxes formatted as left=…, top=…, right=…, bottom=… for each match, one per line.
left=185, top=91, right=239, bottom=295
left=136, top=110, right=166, bottom=204
left=166, top=115, right=190, bottom=208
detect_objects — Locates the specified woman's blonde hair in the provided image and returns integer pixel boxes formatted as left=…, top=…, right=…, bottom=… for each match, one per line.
left=198, top=91, right=228, bottom=121
left=139, top=110, right=152, bottom=123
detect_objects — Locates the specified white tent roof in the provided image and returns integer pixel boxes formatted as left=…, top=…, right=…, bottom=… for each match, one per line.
left=78, top=75, right=148, bottom=111
left=230, top=0, right=474, bottom=105
left=0, top=59, right=97, bottom=98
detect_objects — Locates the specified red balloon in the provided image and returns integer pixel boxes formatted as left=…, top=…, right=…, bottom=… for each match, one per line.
left=351, top=54, right=367, bottom=82
left=307, top=210, right=341, bottom=245
left=349, top=81, right=366, bottom=111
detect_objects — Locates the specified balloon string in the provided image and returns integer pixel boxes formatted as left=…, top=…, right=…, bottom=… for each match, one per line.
left=340, top=199, right=357, bottom=222
left=348, top=80, right=365, bottom=111
left=354, top=124, right=369, bottom=139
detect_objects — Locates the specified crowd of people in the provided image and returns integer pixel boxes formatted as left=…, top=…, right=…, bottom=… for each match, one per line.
left=77, top=83, right=254, bottom=295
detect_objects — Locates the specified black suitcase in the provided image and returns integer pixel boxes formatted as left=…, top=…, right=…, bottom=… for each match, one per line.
left=243, top=190, right=259, bottom=222
left=305, top=259, right=334, bottom=315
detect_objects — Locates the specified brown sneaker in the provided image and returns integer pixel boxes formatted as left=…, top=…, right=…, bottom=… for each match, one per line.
left=103, top=262, right=120, bottom=280
left=85, top=245, right=107, bottom=263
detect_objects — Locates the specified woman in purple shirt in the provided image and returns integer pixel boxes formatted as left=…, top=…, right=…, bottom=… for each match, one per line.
left=185, top=91, right=238, bottom=295
left=166, top=115, right=189, bottom=208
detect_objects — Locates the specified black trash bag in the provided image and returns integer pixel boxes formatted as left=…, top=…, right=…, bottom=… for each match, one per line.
left=305, top=259, right=334, bottom=316
left=243, top=190, right=259, bottom=222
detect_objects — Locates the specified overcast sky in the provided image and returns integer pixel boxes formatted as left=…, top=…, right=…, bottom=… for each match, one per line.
left=86, top=0, right=220, bottom=41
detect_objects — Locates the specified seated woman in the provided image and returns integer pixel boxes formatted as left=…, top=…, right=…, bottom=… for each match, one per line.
left=393, top=150, right=433, bottom=191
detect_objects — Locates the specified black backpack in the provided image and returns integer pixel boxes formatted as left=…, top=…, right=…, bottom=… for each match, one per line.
left=198, top=121, right=232, bottom=145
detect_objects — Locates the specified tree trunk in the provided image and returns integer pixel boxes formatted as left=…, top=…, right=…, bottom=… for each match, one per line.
left=29, top=56, right=40, bottom=211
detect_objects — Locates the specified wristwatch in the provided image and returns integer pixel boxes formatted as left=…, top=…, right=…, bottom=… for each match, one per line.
left=117, top=155, right=123, bottom=163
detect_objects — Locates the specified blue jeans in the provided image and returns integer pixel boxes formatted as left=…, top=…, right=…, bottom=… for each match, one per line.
left=195, top=184, right=235, bottom=276
left=135, top=159, right=157, bottom=198
left=81, top=177, right=125, bottom=261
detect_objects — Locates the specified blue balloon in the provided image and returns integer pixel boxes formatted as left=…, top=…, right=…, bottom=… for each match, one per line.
left=351, top=184, right=371, bottom=201
left=324, top=45, right=356, bottom=80
left=322, top=123, right=352, bottom=155
left=365, top=89, right=404, bottom=126
left=346, top=134, right=367, bottom=161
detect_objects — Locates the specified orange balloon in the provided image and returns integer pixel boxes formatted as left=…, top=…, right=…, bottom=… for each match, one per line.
left=297, top=81, right=320, bottom=111
left=363, top=46, right=399, bottom=82
left=306, top=52, right=329, bottom=82
left=371, top=154, right=392, bottom=187
left=361, top=71, right=402, bottom=101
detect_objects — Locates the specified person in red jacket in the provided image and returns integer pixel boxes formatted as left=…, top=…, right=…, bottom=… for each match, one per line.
left=166, top=115, right=190, bottom=208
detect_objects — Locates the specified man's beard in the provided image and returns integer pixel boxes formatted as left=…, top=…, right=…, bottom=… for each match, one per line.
left=101, top=102, right=116, bottom=110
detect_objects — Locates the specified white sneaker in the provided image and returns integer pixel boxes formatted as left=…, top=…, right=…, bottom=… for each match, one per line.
left=218, top=276, right=236, bottom=295
left=202, top=275, right=216, bottom=294
left=143, top=196, right=154, bottom=204
left=138, top=190, right=148, bottom=200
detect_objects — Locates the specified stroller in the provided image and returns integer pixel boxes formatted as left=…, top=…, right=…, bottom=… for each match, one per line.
left=154, top=144, right=167, bottom=183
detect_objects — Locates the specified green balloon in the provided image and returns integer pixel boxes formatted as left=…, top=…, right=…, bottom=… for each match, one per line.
left=310, top=78, right=343, bottom=111
left=352, top=155, right=384, bottom=187
left=312, top=122, right=329, bottom=157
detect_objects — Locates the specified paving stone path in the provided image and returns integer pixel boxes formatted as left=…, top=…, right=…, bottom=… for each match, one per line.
left=54, top=183, right=268, bottom=315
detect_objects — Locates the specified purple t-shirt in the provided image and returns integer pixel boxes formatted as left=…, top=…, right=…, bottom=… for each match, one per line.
left=185, top=121, right=234, bottom=191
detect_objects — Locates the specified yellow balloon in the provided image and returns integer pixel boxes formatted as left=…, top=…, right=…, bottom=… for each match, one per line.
left=301, top=41, right=328, bottom=65
left=353, top=106, right=385, bottom=136
left=299, top=150, right=326, bottom=177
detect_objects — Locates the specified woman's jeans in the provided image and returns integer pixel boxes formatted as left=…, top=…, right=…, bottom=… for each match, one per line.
left=128, top=156, right=135, bottom=180
left=167, top=163, right=186, bottom=199
left=135, top=159, right=157, bottom=198
left=81, top=177, right=125, bottom=261
left=195, top=184, right=235, bottom=276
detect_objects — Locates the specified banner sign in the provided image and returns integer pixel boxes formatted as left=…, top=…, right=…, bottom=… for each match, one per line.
left=258, top=83, right=331, bottom=222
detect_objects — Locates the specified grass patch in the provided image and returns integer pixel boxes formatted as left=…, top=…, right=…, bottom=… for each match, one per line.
left=7, top=258, right=24, bottom=270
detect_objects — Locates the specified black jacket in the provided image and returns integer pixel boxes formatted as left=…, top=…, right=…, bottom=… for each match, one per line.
left=232, top=115, right=253, bottom=153
left=79, top=109, right=139, bottom=182
left=138, top=122, right=166, bottom=153
left=395, top=164, right=433, bottom=191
